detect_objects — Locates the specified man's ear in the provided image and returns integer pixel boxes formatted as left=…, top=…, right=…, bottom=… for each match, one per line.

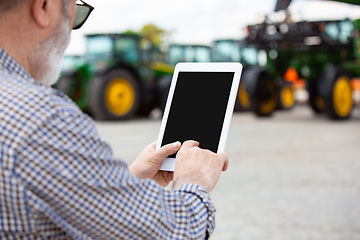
left=31, top=0, right=50, bottom=28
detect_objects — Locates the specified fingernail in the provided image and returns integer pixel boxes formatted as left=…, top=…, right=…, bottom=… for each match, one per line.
left=173, top=141, right=181, bottom=149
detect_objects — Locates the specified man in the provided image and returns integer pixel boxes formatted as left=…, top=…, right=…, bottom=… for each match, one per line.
left=0, top=0, right=229, bottom=239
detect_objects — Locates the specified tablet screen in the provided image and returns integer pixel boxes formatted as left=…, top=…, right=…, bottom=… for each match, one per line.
left=161, top=71, right=234, bottom=157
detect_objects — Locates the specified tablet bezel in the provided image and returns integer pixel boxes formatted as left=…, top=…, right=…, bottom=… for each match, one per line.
left=156, top=62, right=242, bottom=171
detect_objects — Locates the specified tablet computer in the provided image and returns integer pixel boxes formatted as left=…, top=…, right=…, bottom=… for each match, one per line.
left=156, top=62, right=242, bottom=171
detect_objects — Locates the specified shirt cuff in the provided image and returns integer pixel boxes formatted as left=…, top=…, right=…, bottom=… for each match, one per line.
left=175, top=184, right=216, bottom=237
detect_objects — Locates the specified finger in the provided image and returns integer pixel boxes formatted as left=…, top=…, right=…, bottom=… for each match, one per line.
left=162, top=171, right=174, bottom=182
left=218, top=152, right=229, bottom=171
left=155, top=141, right=181, bottom=161
left=181, top=140, right=200, bottom=149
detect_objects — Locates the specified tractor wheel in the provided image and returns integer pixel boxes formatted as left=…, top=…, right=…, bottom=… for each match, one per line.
left=88, top=69, right=141, bottom=120
left=234, top=81, right=251, bottom=112
left=321, top=67, right=353, bottom=120
left=277, top=81, right=296, bottom=110
left=307, top=82, right=325, bottom=114
left=246, top=67, right=278, bottom=117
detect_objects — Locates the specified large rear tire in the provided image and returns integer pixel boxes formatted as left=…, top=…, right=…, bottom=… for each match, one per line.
left=88, top=69, right=141, bottom=120
left=321, top=67, right=353, bottom=120
left=246, top=67, right=278, bottom=117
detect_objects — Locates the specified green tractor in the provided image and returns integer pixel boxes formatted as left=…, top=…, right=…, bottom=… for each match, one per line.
left=211, top=39, right=296, bottom=113
left=243, top=0, right=359, bottom=119
left=211, top=39, right=261, bottom=112
left=56, top=33, right=174, bottom=120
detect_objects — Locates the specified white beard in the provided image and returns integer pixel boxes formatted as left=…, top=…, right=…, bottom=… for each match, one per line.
left=32, top=15, right=71, bottom=86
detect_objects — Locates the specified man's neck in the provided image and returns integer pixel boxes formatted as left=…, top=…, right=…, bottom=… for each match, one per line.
left=0, top=8, right=38, bottom=76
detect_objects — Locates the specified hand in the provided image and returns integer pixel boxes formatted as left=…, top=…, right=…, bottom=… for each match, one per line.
left=173, top=140, right=229, bottom=192
left=129, top=141, right=181, bottom=187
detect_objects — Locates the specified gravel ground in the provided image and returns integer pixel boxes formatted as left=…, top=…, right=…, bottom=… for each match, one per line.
left=95, top=104, right=360, bottom=240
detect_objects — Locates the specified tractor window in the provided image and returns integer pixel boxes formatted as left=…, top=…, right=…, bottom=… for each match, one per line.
left=194, top=47, right=211, bottom=62
left=241, top=47, right=258, bottom=66
left=212, top=41, right=240, bottom=62
left=326, top=23, right=340, bottom=41
left=62, top=55, right=85, bottom=73
left=168, top=46, right=184, bottom=65
left=114, top=38, right=138, bottom=64
left=140, top=39, right=153, bottom=63
left=86, top=36, right=113, bottom=61
left=168, top=45, right=211, bottom=63
left=184, top=47, right=195, bottom=62
left=339, top=21, right=353, bottom=44
left=326, top=21, right=353, bottom=44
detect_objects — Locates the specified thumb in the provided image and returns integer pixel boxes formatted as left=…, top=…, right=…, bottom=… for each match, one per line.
left=155, top=141, right=181, bottom=161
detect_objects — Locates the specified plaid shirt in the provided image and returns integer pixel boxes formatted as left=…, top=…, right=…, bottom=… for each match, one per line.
left=0, top=48, right=215, bottom=240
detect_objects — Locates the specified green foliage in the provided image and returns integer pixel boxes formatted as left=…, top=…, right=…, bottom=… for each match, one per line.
left=140, top=24, right=167, bottom=47
left=123, top=30, right=139, bottom=35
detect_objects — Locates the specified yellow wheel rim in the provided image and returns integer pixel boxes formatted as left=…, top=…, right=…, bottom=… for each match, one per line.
left=259, top=84, right=277, bottom=114
left=333, top=76, right=353, bottom=117
left=280, top=85, right=295, bottom=109
left=238, top=83, right=250, bottom=109
left=105, top=78, right=135, bottom=116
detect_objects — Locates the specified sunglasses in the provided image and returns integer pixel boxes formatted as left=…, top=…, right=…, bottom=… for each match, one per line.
left=73, top=0, right=94, bottom=30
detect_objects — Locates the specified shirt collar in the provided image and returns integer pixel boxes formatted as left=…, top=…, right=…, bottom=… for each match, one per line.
left=0, top=47, right=33, bottom=82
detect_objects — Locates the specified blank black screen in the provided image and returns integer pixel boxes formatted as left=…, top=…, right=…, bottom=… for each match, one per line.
left=162, top=71, right=234, bottom=157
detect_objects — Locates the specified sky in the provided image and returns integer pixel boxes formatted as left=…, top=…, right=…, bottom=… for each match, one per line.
left=65, top=0, right=360, bottom=55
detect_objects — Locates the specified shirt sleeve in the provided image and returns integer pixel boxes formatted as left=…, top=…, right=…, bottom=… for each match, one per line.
left=14, top=109, right=216, bottom=240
